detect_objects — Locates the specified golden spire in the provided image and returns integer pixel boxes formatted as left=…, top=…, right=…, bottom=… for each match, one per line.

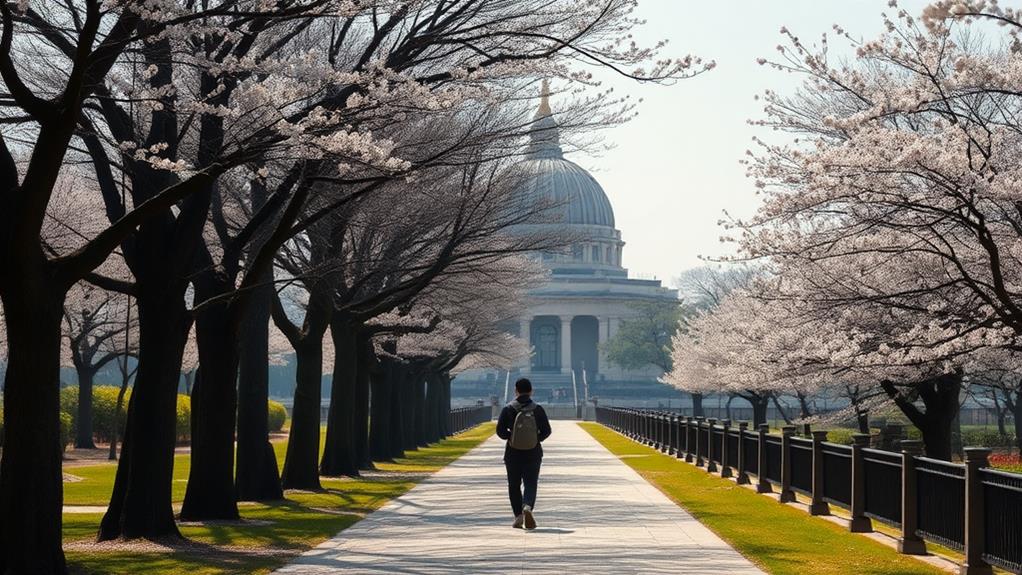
left=536, top=79, right=552, bottom=117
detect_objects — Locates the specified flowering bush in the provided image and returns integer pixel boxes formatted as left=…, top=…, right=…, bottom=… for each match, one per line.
left=989, top=453, right=1022, bottom=474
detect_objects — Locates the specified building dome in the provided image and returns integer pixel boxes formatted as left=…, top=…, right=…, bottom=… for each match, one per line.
left=510, top=157, right=616, bottom=228
left=509, top=82, right=615, bottom=228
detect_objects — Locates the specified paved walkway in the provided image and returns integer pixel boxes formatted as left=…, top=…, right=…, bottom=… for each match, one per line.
left=276, top=421, right=763, bottom=574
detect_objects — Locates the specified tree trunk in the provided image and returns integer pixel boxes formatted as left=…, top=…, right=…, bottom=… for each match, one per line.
left=369, top=369, right=392, bottom=461
left=425, top=373, right=441, bottom=443
left=691, top=392, right=704, bottom=418
left=387, top=362, right=406, bottom=460
left=882, top=373, right=961, bottom=461
left=0, top=282, right=67, bottom=574
left=414, top=374, right=428, bottom=447
left=856, top=410, right=870, bottom=434
left=950, top=407, right=963, bottom=459
left=749, top=394, right=769, bottom=427
left=180, top=272, right=240, bottom=521
left=109, top=368, right=130, bottom=461
left=401, top=372, right=419, bottom=452
left=320, top=318, right=360, bottom=477
left=100, top=296, right=191, bottom=539
left=75, top=366, right=98, bottom=449
left=355, top=338, right=374, bottom=470
left=1012, top=394, right=1022, bottom=456
left=281, top=335, right=325, bottom=490
left=798, top=393, right=812, bottom=436
left=235, top=279, right=283, bottom=502
left=440, top=372, right=452, bottom=438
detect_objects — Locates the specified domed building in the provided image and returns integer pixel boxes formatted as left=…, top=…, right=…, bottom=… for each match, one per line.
left=455, top=84, right=679, bottom=405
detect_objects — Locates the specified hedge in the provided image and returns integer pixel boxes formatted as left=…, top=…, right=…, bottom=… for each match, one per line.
left=268, top=400, right=287, bottom=432
left=59, top=411, right=73, bottom=452
left=61, top=386, right=192, bottom=445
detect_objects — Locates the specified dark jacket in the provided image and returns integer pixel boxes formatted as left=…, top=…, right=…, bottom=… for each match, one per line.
left=496, top=395, right=552, bottom=462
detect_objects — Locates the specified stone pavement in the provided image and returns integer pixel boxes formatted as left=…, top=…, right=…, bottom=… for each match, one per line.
left=275, top=421, right=763, bottom=574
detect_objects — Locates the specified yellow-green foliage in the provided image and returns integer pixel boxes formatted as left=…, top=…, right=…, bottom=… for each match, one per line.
left=825, top=428, right=858, bottom=445
left=61, top=386, right=192, bottom=444
left=268, top=400, right=287, bottom=432
left=176, top=394, right=191, bottom=441
left=580, top=423, right=942, bottom=575
left=59, top=411, right=73, bottom=451
left=63, top=423, right=495, bottom=575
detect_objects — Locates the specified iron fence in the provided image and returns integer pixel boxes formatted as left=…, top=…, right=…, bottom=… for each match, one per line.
left=743, top=434, right=759, bottom=475
left=862, top=448, right=902, bottom=527
left=789, top=436, right=813, bottom=496
left=821, top=443, right=852, bottom=509
left=981, top=468, right=1022, bottom=572
left=447, top=406, right=490, bottom=435
left=915, top=457, right=965, bottom=550
left=594, top=407, right=1022, bottom=575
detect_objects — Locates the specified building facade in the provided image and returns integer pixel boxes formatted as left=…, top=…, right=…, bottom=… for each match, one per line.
left=455, top=85, right=679, bottom=404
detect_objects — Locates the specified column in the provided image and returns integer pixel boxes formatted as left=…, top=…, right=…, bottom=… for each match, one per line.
left=560, top=315, right=572, bottom=374
left=519, top=317, right=531, bottom=374
left=598, top=316, right=611, bottom=373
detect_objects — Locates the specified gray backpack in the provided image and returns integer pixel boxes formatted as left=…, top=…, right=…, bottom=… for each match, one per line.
left=509, top=402, right=539, bottom=450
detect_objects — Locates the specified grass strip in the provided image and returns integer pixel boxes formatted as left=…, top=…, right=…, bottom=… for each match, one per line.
left=64, top=423, right=494, bottom=575
left=578, top=422, right=944, bottom=575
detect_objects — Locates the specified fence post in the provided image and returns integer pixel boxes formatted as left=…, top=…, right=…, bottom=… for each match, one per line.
left=810, top=430, right=830, bottom=515
left=695, top=417, right=705, bottom=467
left=849, top=433, right=872, bottom=533
left=736, top=421, right=750, bottom=485
left=683, top=417, right=693, bottom=462
left=757, top=423, right=772, bottom=493
left=669, top=415, right=678, bottom=455
left=961, top=448, right=993, bottom=575
left=721, top=420, right=733, bottom=478
left=779, top=425, right=796, bottom=503
left=706, top=418, right=719, bottom=473
left=897, top=439, right=926, bottom=555
left=659, top=414, right=669, bottom=453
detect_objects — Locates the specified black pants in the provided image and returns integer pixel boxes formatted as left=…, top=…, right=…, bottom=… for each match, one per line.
left=505, top=458, right=541, bottom=517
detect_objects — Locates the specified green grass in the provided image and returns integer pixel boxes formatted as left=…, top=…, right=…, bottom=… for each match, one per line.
left=579, top=422, right=943, bottom=575
left=63, top=423, right=494, bottom=575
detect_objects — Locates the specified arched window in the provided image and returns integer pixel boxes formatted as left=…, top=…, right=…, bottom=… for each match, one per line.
left=592, top=245, right=601, bottom=262
left=605, top=246, right=612, bottom=263
left=572, top=244, right=583, bottom=260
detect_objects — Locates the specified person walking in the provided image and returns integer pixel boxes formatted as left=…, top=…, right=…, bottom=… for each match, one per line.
left=496, top=377, right=552, bottom=530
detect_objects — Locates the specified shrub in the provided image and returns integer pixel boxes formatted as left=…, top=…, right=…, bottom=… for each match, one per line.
left=961, top=426, right=1016, bottom=449
left=176, top=394, right=191, bottom=442
left=826, top=428, right=858, bottom=445
left=59, top=411, right=73, bottom=452
left=57, top=385, right=193, bottom=445
left=267, top=400, right=287, bottom=433
left=61, top=385, right=131, bottom=444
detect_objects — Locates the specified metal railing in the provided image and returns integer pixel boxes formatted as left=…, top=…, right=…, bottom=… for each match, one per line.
left=594, top=406, right=1022, bottom=574
left=447, top=406, right=491, bottom=435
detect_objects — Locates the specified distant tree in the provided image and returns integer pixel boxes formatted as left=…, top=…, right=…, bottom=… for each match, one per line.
left=603, top=300, right=682, bottom=374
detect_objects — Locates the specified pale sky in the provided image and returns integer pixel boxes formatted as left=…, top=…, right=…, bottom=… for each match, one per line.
left=571, top=0, right=932, bottom=286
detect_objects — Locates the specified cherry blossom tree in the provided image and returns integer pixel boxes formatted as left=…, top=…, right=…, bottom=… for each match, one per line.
left=704, top=2, right=1022, bottom=457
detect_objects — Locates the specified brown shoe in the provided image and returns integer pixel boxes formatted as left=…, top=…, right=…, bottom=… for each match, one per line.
left=512, top=514, right=524, bottom=529
left=522, top=505, right=536, bottom=530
